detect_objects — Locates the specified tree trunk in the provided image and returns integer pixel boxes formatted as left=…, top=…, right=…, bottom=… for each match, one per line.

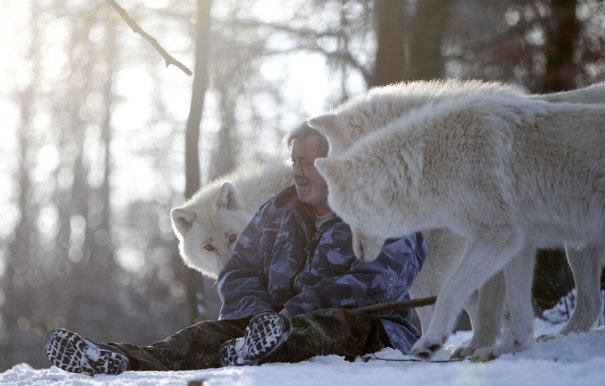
left=371, top=0, right=452, bottom=87
left=408, top=0, right=452, bottom=80
left=2, top=0, right=42, bottom=369
left=183, top=0, right=212, bottom=324
left=94, top=8, right=117, bottom=272
left=532, top=0, right=581, bottom=313
left=370, top=0, right=406, bottom=87
left=542, top=0, right=580, bottom=92
left=210, top=83, right=237, bottom=179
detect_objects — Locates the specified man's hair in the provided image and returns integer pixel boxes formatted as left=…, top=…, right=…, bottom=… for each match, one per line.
left=286, top=122, right=330, bottom=156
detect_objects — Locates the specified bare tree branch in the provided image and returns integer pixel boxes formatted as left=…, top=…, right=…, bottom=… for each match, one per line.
left=250, top=44, right=371, bottom=83
left=105, top=0, right=193, bottom=76
left=227, top=17, right=372, bottom=82
left=230, top=17, right=341, bottom=38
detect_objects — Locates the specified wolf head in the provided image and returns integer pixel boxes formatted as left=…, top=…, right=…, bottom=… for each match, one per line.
left=315, top=118, right=428, bottom=262
left=308, top=86, right=419, bottom=157
left=171, top=162, right=293, bottom=279
left=315, top=157, right=387, bottom=262
left=171, top=181, right=251, bottom=279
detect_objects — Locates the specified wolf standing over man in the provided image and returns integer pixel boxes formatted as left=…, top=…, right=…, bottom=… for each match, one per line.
left=313, top=88, right=605, bottom=359
left=44, top=123, right=427, bottom=376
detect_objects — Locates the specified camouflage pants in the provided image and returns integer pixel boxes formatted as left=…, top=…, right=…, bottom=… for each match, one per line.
left=109, top=308, right=387, bottom=371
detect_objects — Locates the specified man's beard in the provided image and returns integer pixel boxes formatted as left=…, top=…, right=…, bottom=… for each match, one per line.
left=295, top=182, right=328, bottom=207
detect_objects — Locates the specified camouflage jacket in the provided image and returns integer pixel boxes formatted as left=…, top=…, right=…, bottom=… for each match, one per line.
left=217, top=186, right=428, bottom=354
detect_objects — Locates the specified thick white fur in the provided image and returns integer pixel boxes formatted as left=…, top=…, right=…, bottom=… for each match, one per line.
left=314, top=90, right=605, bottom=359
left=534, top=82, right=605, bottom=103
left=171, top=162, right=293, bottom=279
left=316, top=79, right=524, bottom=157
left=310, top=79, right=605, bottom=359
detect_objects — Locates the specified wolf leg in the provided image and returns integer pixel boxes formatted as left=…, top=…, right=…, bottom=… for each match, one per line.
left=412, top=228, right=467, bottom=333
left=559, top=243, right=605, bottom=335
left=471, top=248, right=535, bottom=360
left=452, top=270, right=506, bottom=358
left=410, top=234, right=522, bottom=360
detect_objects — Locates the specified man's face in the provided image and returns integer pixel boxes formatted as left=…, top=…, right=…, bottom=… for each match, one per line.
left=291, top=134, right=329, bottom=210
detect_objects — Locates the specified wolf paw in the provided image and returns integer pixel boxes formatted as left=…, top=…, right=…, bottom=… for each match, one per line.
left=469, top=335, right=529, bottom=361
left=451, top=345, right=475, bottom=359
left=469, top=346, right=500, bottom=362
left=498, top=335, right=530, bottom=354
left=452, top=345, right=500, bottom=362
left=410, top=337, right=446, bottom=360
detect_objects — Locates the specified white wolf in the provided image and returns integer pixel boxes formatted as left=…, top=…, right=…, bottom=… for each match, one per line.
left=310, top=79, right=605, bottom=358
left=171, top=162, right=293, bottom=279
left=314, top=92, right=605, bottom=359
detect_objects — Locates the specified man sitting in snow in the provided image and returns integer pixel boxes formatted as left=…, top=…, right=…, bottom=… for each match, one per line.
left=44, top=123, right=427, bottom=376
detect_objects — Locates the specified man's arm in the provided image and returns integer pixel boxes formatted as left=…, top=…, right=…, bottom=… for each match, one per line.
left=218, top=205, right=312, bottom=320
left=217, top=206, right=273, bottom=320
left=282, top=220, right=427, bottom=316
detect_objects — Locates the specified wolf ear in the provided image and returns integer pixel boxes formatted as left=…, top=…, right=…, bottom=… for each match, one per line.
left=308, top=114, right=348, bottom=155
left=314, top=158, right=342, bottom=186
left=308, top=113, right=337, bottom=132
left=171, top=207, right=197, bottom=238
left=216, top=181, right=244, bottom=210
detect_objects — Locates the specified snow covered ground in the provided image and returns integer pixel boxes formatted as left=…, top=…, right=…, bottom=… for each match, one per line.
left=2, top=318, right=604, bottom=386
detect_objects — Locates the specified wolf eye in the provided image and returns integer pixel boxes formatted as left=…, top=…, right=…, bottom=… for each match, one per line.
left=203, top=243, right=215, bottom=251
left=228, top=233, right=238, bottom=243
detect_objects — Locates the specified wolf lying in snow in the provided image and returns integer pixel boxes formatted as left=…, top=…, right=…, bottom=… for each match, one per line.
left=313, top=86, right=605, bottom=359
left=310, top=79, right=605, bottom=359
left=171, top=162, right=293, bottom=279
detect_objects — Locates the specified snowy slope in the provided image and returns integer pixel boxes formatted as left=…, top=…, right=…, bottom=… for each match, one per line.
left=2, top=319, right=604, bottom=386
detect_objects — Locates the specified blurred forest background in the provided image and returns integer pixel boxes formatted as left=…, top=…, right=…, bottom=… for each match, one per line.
left=1, top=0, right=604, bottom=371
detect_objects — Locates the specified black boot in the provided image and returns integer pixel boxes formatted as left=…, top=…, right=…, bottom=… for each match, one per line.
left=45, top=329, right=129, bottom=376
left=219, top=311, right=291, bottom=366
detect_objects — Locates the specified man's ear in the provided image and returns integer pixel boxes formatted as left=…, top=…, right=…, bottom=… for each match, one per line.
left=171, top=207, right=196, bottom=238
left=216, top=181, right=244, bottom=210
left=308, top=114, right=348, bottom=155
